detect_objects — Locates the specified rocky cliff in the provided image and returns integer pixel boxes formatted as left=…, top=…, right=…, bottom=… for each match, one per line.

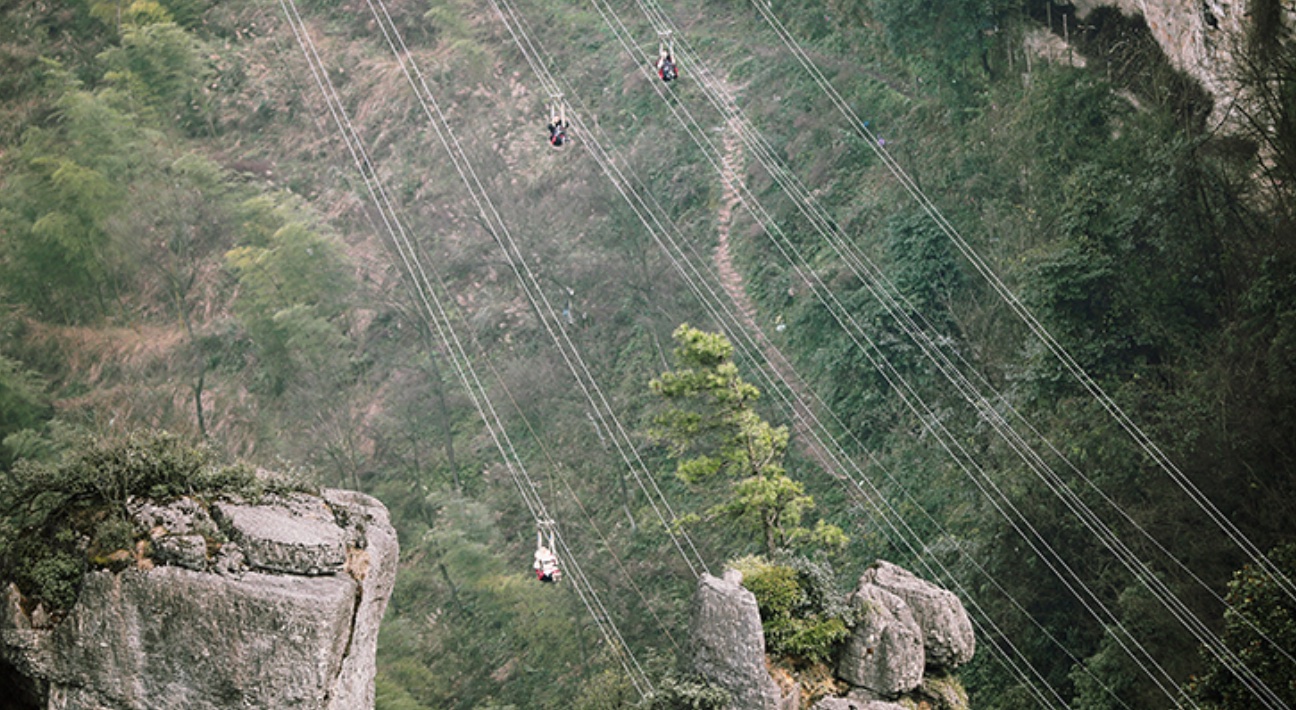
left=688, top=561, right=974, bottom=710
left=0, top=489, right=397, bottom=710
left=1070, top=0, right=1294, bottom=119
left=688, top=569, right=795, bottom=710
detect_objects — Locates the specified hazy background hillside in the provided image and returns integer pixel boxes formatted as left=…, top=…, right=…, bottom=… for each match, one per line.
left=2, top=0, right=1294, bottom=707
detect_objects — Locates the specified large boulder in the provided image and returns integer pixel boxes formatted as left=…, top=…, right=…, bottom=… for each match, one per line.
left=836, top=584, right=924, bottom=694
left=0, top=489, right=397, bottom=710
left=860, top=561, right=974, bottom=670
left=212, top=494, right=348, bottom=576
left=812, top=697, right=907, bottom=710
left=688, top=570, right=787, bottom=710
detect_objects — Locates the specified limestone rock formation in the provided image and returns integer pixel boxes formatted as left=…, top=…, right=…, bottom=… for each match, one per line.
left=689, top=561, right=973, bottom=710
left=688, top=569, right=789, bottom=710
left=1068, top=0, right=1294, bottom=121
left=861, top=560, right=975, bottom=671
left=0, top=488, right=397, bottom=710
left=811, top=697, right=906, bottom=710
left=837, top=584, right=924, bottom=694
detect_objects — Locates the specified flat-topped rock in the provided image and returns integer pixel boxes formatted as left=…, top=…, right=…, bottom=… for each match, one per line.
left=0, top=488, right=397, bottom=710
left=213, top=494, right=347, bottom=576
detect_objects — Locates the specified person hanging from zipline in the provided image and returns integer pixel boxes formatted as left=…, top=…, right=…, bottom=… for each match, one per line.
left=656, top=36, right=677, bottom=83
left=547, top=99, right=569, bottom=148
left=533, top=522, right=562, bottom=583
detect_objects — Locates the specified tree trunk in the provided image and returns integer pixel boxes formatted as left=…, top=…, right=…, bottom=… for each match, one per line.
left=426, top=352, right=461, bottom=491
left=193, top=369, right=208, bottom=441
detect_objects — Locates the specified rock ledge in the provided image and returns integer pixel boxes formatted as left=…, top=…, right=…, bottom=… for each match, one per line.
left=0, top=488, right=397, bottom=710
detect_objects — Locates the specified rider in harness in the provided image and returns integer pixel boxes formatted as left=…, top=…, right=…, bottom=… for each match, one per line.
left=534, top=524, right=562, bottom=583
left=547, top=101, right=569, bottom=148
left=656, top=41, right=677, bottom=83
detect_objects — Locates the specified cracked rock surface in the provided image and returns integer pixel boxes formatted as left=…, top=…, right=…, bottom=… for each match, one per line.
left=0, top=489, right=397, bottom=710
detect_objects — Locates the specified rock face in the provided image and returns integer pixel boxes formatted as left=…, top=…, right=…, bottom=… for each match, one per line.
left=688, top=570, right=787, bottom=710
left=861, top=561, right=975, bottom=671
left=1069, top=0, right=1295, bottom=121
left=689, top=560, right=973, bottom=710
left=0, top=488, right=397, bottom=710
left=811, top=698, right=906, bottom=710
left=837, top=585, right=924, bottom=694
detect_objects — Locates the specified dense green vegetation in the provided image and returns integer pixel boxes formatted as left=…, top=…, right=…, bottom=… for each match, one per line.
left=732, top=555, right=859, bottom=668
left=1, top=0, right=1294, bottom=707
left=651, top=325, right=845, bottom=555
left=1188, top=543, right=1296, bottom=709
left=0, top=431, right=302, bottom=610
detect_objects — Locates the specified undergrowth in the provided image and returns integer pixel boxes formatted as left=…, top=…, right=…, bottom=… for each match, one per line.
left=731, top=554, right=860, bottom=667
left=0, top=429, right=310, bottom=611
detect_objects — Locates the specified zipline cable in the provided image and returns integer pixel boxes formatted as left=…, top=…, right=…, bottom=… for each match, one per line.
left=740, top=0, right=1296, bottom=610
left=276, top=0, right=653, bottom=694
left=625, top=5, right=1294, bottom=704
left=359, top=0, right=709, bottom=583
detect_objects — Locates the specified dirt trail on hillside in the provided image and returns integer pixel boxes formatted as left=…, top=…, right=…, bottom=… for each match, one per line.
left=712, top=102, right=843, bottom=482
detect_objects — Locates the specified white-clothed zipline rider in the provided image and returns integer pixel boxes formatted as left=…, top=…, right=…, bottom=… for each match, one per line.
left=656, top=31, right=677, bottom=82
left=534, top=520, right=562, bottom=583
left=546, top=96, right=569, bottom=148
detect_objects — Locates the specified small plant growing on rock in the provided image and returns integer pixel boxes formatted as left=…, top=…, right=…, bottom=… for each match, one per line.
left=0, top=430, right=309, bottom=612
left=732, top=555, right=860, bottom=667
left=640, top=671, right=730, bottom=710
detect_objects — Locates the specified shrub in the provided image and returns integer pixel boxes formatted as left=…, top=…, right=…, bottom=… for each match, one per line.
left=0, top=430, right=308, bottom=610
left=640, top=672, right=730, bottom=710
left=732, top=555, right=858, bottom=666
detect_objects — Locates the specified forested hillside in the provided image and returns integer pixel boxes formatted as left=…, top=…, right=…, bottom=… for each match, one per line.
left=1, top=0, right=1293, bottom=707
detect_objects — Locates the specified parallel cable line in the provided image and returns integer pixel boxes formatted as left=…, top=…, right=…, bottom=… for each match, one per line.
left=484, top=354, right=685, bottom=654
left=739, top=0, right=1296, bottom=610
left=483, top=1, right=1089, bottom=704
left=627, top=4, right=1292, bottom=705
left=359, top=0, right=708, bottom=583
left=276, top=0, right=653, bottom=694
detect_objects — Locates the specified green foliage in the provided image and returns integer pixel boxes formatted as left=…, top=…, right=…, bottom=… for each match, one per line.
left=375, top=672, right=429, bottom=710
left=0, top=355, right=51, bottom=468
left=650, top=325, right=844, bottom=555
left=572, top=668, right=638, bottom=709
left=732, top=555, right=857, bottom=666
left=1188, top=543, right=1296, bottom=709
left=0, top=82, right=148, bottom=322
left=869, top=0, right=1015, bottom=93
left=884, top=210, right=970, bottom=321
left=639, top=672, right=730, bottom=710
left=225, top=201, right=355, bottom=397
left=375, top=491, right=594, bottom=710
left=1, top=0, right=1293, bottom=705
left=0, top=430, right=303, bottom=610
left=100, top=21, right=212, bottom=133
